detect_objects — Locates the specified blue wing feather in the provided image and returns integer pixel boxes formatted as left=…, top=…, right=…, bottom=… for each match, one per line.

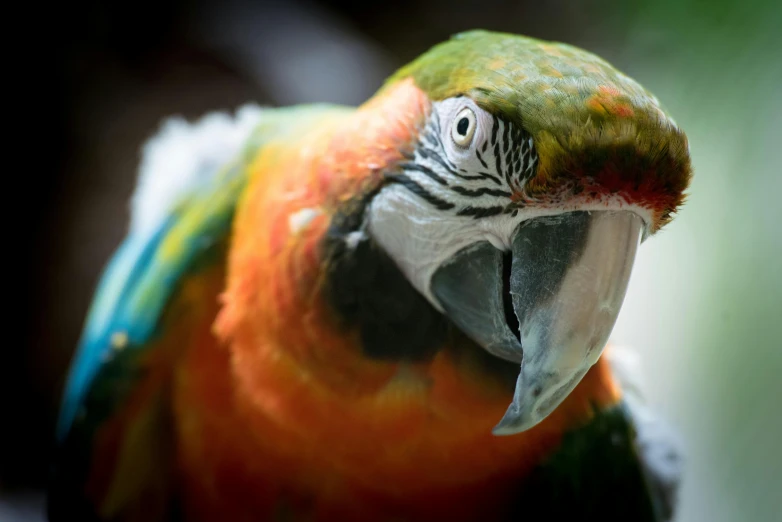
left=57, top=220, right=174, bottom=440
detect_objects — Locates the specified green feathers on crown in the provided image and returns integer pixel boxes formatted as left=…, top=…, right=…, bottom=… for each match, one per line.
left=385, top=30, right=691, bottom=228
left=388, top=30, right=670, bottom=135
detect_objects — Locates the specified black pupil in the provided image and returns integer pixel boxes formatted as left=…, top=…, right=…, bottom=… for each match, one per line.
left=456, top=117, right=470, bottom=136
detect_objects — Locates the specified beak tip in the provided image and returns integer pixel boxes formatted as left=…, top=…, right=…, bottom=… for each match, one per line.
left=491, top=404, right=538, bottom=436
left=491, top=421, right=522, bottom=437
left=491, top=426, right=517, bottom=437
left=492, top=366, right=591, bottom=436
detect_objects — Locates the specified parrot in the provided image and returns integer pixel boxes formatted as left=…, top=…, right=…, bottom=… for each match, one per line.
left=48, top=30, right=692, bottom=522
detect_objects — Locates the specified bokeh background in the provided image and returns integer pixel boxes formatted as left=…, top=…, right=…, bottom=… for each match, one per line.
left=5, top=0, right=781, bottom=520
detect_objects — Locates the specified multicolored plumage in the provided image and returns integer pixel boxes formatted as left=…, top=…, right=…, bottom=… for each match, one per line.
left=50, top=30, right=691, bottom=521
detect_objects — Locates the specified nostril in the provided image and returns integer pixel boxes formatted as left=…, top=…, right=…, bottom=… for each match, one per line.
left=502, top=251, right=521, bottom=342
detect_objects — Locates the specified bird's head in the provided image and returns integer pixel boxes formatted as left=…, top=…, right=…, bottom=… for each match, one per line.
left=354, top=30, right=691, bottom=434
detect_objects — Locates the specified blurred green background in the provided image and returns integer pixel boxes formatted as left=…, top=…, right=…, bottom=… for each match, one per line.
left=610, top=2, right=782, bottom=521
left=5, top=0, right=781, bottom=520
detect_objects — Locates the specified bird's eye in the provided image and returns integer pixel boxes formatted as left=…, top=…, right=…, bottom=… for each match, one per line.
left=451, top=107, right=476, bottom=147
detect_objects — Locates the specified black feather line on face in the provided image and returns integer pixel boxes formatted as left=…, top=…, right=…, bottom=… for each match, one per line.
left=475, top=148, right=490, bottom=170
left=383, top=106, right=538, bottom=221
left=454, top=171, right=503, bottom=184
left=385, top=173, right=455, bottom=210
left=417, top=147, right=460, bottom=179
left=450, top=186, right=512, bottom=199
left=456, top=205, right=504, bottom=218
left=493, top=139, right=503, bottom=182
left=398, top=161, right=449, bottom=186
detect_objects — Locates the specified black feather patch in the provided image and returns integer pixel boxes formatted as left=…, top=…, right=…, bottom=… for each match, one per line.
left=320, top=190, right=449, bottom=361
left=510, top=403, right=677, bottom=522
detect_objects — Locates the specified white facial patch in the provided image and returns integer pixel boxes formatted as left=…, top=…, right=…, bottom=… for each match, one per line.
left=367, top=97, right=652, bottom=311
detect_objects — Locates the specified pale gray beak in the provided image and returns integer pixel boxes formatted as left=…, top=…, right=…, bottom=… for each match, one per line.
left=431, top=211, right=642, bottom=435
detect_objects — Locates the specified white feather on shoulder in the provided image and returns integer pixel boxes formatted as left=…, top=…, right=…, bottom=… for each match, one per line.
left=606, top=344, right=684, bottom=519
left=129, top=104, right=264, bottom=236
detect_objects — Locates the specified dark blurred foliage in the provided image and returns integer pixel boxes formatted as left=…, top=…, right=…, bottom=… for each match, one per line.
left=9, top=1, right=254, bottom=492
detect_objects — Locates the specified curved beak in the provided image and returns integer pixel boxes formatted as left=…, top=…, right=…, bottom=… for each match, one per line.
left=431, top=211, right=642, bottom=435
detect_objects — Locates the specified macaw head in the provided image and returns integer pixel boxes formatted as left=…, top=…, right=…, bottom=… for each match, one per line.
left=349, top=30, right=691, bottom=434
